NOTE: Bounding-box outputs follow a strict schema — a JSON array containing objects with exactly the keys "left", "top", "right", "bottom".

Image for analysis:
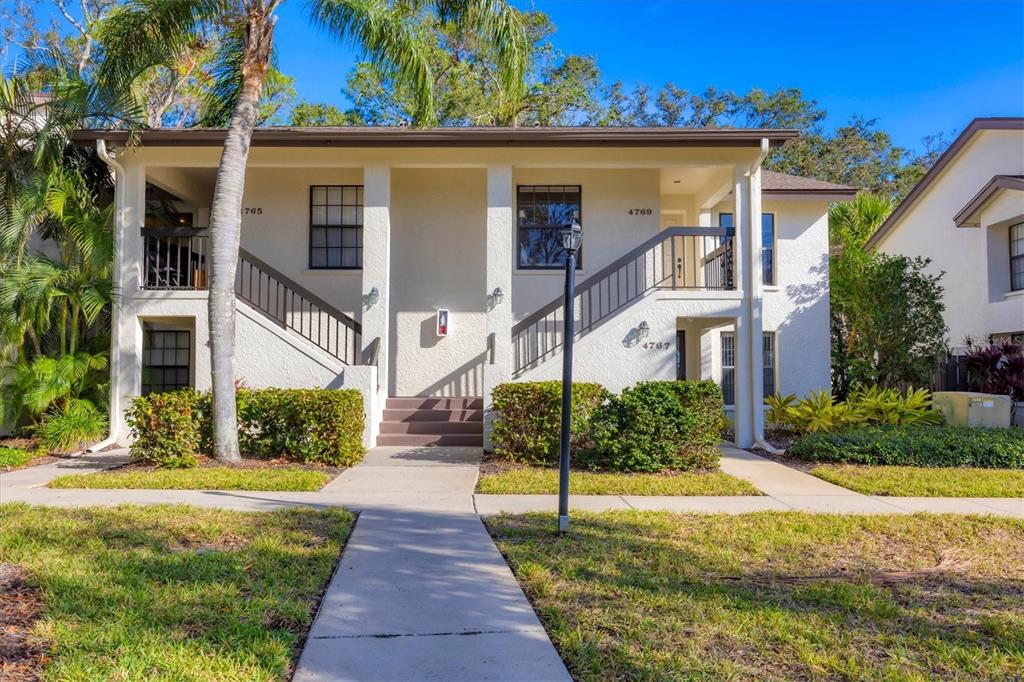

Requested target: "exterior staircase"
[{"left": 377, "top": 397, "right": 484, "bottom": 447}]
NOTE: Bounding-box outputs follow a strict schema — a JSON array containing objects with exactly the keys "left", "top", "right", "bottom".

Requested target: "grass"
[
  {"left": 0, "top": 446, "right": 39, "bottom": 469},
  {"left": 488, "top": 511, "right": 1024, "bottom": 680},
  {"left": 477, "top": 466, "right": 759, "bottom": 495},
  {"left": 0, "top": 503, "right": 353, "bottom": 681},
  {"left": 48, "top": 467, "right": 332, "bottom": 491},
  {"left": 811, "top": 464, "right": 1024, "bottom": 497}
]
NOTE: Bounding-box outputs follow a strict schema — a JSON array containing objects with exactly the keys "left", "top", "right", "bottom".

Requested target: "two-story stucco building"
[{"left": 77, "top": 126, "right": 853, "bottom": 450}]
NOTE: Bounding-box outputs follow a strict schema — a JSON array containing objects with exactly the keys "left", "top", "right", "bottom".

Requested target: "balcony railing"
[
  {"left": 141, "top": 227, "right": 361, "bottom": 365},
  {"left": 512, "top": 226, "right": 734, "bottom": 375}
]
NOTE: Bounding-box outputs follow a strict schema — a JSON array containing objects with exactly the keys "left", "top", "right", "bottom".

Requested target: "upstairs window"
[
  {"left": 310, "top": 185, "right": 363, "bottom": 269},
  {"left": 1012, "top": 222, "right": 1024, "bottom": 292},
  {"left": 517, "top": 185, "right": 582, "bottom": 268},
  {"left": 717, "top": 212, "right": 776, "bottom": 285}
]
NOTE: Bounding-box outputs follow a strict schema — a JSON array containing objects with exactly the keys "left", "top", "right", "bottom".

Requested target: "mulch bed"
[
  {"left": 0, "top": 564, "right": 48, "bottom": 682},
  {"left": 0, "top": 439, "right": 63, "bottom": 473}
]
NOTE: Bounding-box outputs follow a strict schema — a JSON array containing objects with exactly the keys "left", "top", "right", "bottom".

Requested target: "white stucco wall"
[{"left": 875, "top": 129, "right": 1024, "bottom": 346}]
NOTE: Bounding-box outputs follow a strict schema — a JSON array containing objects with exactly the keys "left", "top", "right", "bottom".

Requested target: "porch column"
[
  {"left": 113, "top": 160, "right": 147, "bottom": 441},
  {"left": 362, "top": 165, "right": 391, "bottom": 443},
  {"left": 732, "top": 165, "right": 765, "bottom": 448},
  {"left": 697, "top": 208, "right": 712, "bottom": 228},
  {"left": 483, "top": 164, "right": 514, "bottom": 451}
]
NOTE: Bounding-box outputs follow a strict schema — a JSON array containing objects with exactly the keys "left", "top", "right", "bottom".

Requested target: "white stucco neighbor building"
[
  {"left": 867, "top": 117, "right": 1024, "bottom": 352},
  {"left": 78, "top": 127, "right": 853, "bottom": 450}
]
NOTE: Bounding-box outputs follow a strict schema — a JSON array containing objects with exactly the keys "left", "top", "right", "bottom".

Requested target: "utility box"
[{"left": 933, "top": 392, "right": 1012, "bottom": 428}]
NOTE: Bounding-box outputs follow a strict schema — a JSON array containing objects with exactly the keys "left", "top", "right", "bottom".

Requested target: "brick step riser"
[
  {"left": 382, "top": 409, "right": 484, "bottom": 423},
  {"left": 379, "top": 421, "right": 483, "bottom": 435},
  {"left": 376, "top": 433, "right": 484, "bottom": 447},
  {"left": 385, "top": 397, "right": 484, "bottom": 411}
]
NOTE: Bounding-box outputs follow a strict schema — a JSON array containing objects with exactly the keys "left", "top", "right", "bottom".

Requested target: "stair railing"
[
  {"left": 141, "top": 227, "right": 361, "bottom": 365},
  {"left": 511, "top": 226, "right": 733, "bottom": 376}
]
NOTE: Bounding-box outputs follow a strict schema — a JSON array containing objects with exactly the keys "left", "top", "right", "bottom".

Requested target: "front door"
[{"left": 675, "top": 330, "right": 686, "bottom": 380}]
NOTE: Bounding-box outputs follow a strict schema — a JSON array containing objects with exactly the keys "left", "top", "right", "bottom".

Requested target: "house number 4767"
[{"left": 642, "top": 341, "right": 670, "bottom": 350}]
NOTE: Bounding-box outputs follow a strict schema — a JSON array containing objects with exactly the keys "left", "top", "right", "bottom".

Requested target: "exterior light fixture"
[
  {"left": 557, "top": 221, "right": 583, "bottom": 535},
  {"left": 366, "top": 286, "right": 380, "bottom": 308},
  {"left": 489, "top": 286, "right": 504, "bottom": 307},
  {"left": 638, "top": 321, "right": 650, "bottom": 338},
  {"left": 559, "top": 221, "right": 583, "bottom": 254}
]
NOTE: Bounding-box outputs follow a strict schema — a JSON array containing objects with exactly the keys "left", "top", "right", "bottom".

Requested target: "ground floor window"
[
  {"left": 142, "top": 326, "right": 191, "bottom": 395},
  {"left": 720, "top": 331, "right": 777, "bottom": 405}
]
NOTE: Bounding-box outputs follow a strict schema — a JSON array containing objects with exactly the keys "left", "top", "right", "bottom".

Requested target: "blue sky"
[
  {"left": 273, "top": 0, "right": 1024, "bottom": 151},
  {"left": 17, "top": 0, "right": 1024, "bottom": 151}
]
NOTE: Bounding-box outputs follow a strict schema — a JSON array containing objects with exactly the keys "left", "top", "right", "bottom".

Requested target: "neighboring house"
[
  {"left": 76, "top": 127, "right": 853, "bottom": 449},
  {"left": 867, "top": 117, "right": 1024, "bottom": 352}
]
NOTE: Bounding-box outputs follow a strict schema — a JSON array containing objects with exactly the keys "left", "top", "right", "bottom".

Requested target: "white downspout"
[
  {"left": 748, "top": 138, "right": 784, "bottom": 455},
  {"left": 88, "top": 139, "right": 124, "bottom": 452}
]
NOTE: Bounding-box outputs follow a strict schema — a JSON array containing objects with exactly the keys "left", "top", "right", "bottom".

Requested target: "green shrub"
[
  {"left": 590, "top": 380, "right": 724, "bottom": 472},
  {"left": 767, "top": 386, "right": 944, "bottom": 434},
  {"left": 126, "top": 390, "right": 203, "bottom": 468},
  {"left": 237, "top": 388, "right": 365, "bottom": 466},
  {"left": 127, "top": 388, "right": 365, "bottom": 468},
  {"left": 33, "top": 398, "right": 108, "bottom": 452},
  {"left": 491, "top": 381, "right": 611, "bottom": 465},
  {"left": 788, "top": 426, "right": 1024, "bottom": 468}
]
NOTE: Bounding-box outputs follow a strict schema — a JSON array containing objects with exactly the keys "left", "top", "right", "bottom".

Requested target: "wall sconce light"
[
  {"left": 637, "top": 320, "right": 650, "bottom": 338},
  {"left": 488, "top": 286, "right": 504, "bottom": 308},
  {"left": 365, "top": 286, "right": 380, "bottom": 309}
]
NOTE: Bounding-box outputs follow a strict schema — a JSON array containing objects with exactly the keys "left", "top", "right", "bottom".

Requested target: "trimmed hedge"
[
  {"left": 788, "top": 425, "right": 1024, "bottom": 469},
  {"left": 127, "top": 388, "right": 365, "bottom": 468},
  {"left": 491, "top": 379, "right": 726, "bottom": 472},
  {"left": 589, "top": 380, "right": 724, "bottom": 472},
  {"left": 491, "top": 381, "right": 611, "bottom": 466}
]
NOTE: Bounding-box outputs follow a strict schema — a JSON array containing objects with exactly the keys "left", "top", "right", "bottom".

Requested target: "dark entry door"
[{"left": 675, "top": 330, "right": 686, "bottom": 380}]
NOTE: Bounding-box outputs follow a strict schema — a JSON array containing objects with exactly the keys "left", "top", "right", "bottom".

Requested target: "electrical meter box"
[{"left": 932, "top": 392, "right": 1012, "bottom": 428}]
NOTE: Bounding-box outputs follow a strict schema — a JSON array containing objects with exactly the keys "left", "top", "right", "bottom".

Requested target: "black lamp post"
[{"left": 557, "top": 221, "right": 583, "bottom": 535}]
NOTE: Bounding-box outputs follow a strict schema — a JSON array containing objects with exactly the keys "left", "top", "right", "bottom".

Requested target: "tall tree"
[{"left": 99, "top": 0, "right": 527, "bottom": 461}]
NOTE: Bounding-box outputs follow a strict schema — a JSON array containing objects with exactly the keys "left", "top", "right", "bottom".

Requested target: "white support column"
[
  {"left": 698, "top": 208, "right": 712, "bottom": 228},
  {"left": 483, "top": 164, "right": 514, "bottom": 450},
  {"left": 113, "top": 160, "right": 147, "bottom": 441},
  {"left": 361, "top": 165, "right": 391, "bottom": 444},
  {"left": 732, "top": 166, "right": 753, "bottom": 447},
  {"left": 746, "top": 166, "right": 766, "bottom": 441}
]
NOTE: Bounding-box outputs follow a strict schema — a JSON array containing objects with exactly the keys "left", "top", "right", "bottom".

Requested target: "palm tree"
[{"left": 98, "top": 0, "right": 527, "bottom": 460}]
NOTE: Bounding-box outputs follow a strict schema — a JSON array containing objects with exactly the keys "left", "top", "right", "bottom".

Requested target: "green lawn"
[
  {"left": 48, "top": 466, "right": 332, "bottom": 491},
  {"left": 812, "top": 464, "right": 1024, "bottom": 497},
  {"left": 0, "top": 504, "right": 352, "bottom": 681},
  {"left": 1, "top": 446, "right": 39, "bottom": 469},
  {"left": 477, "top": 466, "right": 759, "bottom": 496},
  {"left": 488, "top": 511, "right": 1024, "bottom": 680}
]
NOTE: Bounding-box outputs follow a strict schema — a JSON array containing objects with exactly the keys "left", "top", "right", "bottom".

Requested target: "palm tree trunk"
[{"left": 207, "top": 7, "right": 277, "bottom": 462}]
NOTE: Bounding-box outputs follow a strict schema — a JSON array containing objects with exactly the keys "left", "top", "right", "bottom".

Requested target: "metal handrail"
[
  {"left": 141, "top": 228, "right": 361, "bottom": 365},
  {"left": 512, "top": 226, "right": 734, "bottom": 375}
]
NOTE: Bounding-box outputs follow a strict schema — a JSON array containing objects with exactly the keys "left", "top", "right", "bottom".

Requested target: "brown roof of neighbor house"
[
  {"left": 866, "top": 117, "right": 1024, "bottom": 247},
  {"left": 73, "top": 125, "right": 799, "bottom": 148},
  {"left": 953, "top": 175, "right": 1024, "bottom": 227},
  {"left": 761, "top": 170, "right": 857, "bottom": 195}
]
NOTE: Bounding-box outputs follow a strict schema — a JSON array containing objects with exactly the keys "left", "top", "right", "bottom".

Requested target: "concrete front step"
[
  {"left": 376, "top": 433, "right": 484, "bottom": 447},
  {"left": 382, "top": 408, "right": 484, "bottom": 423},
  {"left": 380, "top": 420, "right": 483, "bottom": 435},
  {"left": 386, "top": 396, "right": 483, "bottom": 410}
]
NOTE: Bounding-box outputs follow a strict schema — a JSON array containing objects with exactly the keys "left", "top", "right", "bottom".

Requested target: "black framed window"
[
  {"left": 721, "top": 331, "right": 736, "bottom": 406},
  {"left": 1011, "top": 222, "right": 1024, "bottom": 292},
  {"left": 718, "top": 212, "right": 775, "bottom": 285},
  {"left": 721, "top": 331, "right": 777, "bottom": 405},
  {"left": 310, "top": 185, "right": 363, "bottom": 269},
  {"left": 762, "top": 213, "right": 775, "bottom": 285},
  {"left": 517, "top": 185, "right": 581, "bottom": 268},
  {"left": 142, "top": 328, "right": 191, "bottom": 395}
]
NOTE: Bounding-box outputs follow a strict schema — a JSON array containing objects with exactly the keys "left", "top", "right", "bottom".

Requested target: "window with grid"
[
  {"left": 719, "top": 212, "right": 775, "bottom": 284},
  {"left": 721, "top": 331, "right": 777, "bottom": 405},
  {"left": 1011, "top": 222, "right": 1024, "bottom": 292},
  {"left": 142, "top": 328, "right": 191, "bottom": 395},
  {"left": 721, "top": 332, "right": 736, "bottom": 405},
  {"left": 310, "top": 185, "right": 363, "bottom": 269},
  {"left": 517, "top": 185, "right": 582, "bottom": 268}
]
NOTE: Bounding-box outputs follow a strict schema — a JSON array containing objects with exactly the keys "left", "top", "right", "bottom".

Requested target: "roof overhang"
[
  {"left": 953, "top": 175, "right": 1024, "bottom": 227},
  {"left": 866, "top": 117, "right": 1024, "bottom": 248},
  {"left": 73, "top": 126, "right": 799, "bottom": 148},
  {"left": 762, "top": 188, "right": 858, "bottom": 201}
]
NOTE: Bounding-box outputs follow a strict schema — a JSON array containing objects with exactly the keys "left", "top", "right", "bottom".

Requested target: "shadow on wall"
[
  {"left": 418, "top": 349, "right": 488, "bottom": 397},
  {"left": 779, "top": 253, "right": 830, "bottom": 394}
]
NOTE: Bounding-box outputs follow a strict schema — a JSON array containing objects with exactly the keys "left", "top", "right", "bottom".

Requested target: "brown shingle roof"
[{"left": 761, "top": 170, "right": 856, "bottom": 194}]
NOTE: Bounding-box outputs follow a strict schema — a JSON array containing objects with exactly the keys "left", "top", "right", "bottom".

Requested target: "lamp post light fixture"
[{"left": 557, "top": 221, "right": 583, "bottom": 535}]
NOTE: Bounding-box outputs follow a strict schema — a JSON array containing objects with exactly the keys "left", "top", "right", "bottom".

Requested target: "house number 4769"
[{"left": 628, "top": 208, "right": 653, "bottom": 215}]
